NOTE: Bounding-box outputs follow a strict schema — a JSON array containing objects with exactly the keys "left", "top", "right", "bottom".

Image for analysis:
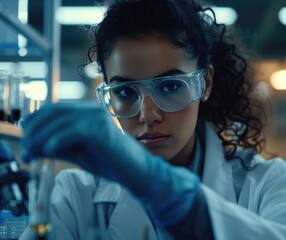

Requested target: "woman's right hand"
[
  {"left": 22, "top": 102, "right": 200, "bottom": 227},
  {"left": 22, "top": 102, "right": 153, "bottom": 192}
]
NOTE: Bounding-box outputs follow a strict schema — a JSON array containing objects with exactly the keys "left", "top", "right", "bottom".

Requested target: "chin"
[{"left": 149, "top": 149, "right": 174, "bottom": 162}]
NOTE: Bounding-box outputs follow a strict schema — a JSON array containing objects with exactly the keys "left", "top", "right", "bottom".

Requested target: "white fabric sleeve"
[{"left": 202, "top": 162, "right": 286, "bottom": 240}]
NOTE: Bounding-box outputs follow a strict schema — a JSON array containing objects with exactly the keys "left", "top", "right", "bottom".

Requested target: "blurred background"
[{"left": 1, "top": 0, "right": 286, "bottom": 158}]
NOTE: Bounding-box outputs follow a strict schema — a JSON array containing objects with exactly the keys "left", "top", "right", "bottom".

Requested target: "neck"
[{"left": 169, "top": 133, "right": 196, "bottom": 167}]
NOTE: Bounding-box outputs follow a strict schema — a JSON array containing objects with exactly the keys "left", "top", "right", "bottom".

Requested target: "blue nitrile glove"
[{"left": 22, "top": 102, "right": 200, "bottom": 226}]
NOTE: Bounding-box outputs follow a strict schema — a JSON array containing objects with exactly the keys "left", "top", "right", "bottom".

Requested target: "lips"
[{"left": 137, "top": 132, "right": 169, "bottom": 147}]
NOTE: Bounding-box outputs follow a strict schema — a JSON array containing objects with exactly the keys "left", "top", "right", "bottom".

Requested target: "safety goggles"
[{"left": 96, "top": 69, "right": 207, "bottom": 118}]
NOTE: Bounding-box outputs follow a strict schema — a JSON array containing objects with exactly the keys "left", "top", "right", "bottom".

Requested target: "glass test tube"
[
  {"left": 9, "top": 72, "right": 24, "bottom": 124},
  {"left": 29, "top": 158, "right": 54, "bottom": 240},
  {"left": 0, "top": 71, "right": 9, "bottom": 121}
]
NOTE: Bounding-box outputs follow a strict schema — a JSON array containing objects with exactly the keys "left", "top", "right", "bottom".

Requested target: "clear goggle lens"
[{"left": 96, "top": 69, "right": 206, "bottom": 118}]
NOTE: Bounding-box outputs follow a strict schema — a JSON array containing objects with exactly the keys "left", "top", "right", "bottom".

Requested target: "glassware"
[
  {"left": 15, "top": 75, "right": 51, "bottom": 239},
  {"left": 8, "top": 72, "right": 25, "bottom": 125},
  {"left": 28, "top": 158, "right": 54, "bottom": 240}
]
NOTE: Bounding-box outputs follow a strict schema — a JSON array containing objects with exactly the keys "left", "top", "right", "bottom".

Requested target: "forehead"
[{"left": 104, "top": 35, "right": 197, "bottom": 82}]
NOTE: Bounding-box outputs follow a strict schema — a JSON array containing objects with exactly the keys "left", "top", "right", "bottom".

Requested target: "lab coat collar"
[
  {"left": 108, "top": 189, "right": 160, "bottom": 239},
  {"left": 202, "top": 122, "right": 237, "bottom": 202},
  {"left": 92, "top": 178, "right": 160, "bottom": 239}
]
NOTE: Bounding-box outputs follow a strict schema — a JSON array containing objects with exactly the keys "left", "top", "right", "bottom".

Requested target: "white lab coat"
[{"left": 21, "top": 123, "right": 286, "bottom": 239}]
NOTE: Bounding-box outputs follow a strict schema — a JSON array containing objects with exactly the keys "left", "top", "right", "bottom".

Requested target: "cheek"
[
  {"left": 168, "top": 104, "right": 200, "bottom": 149},
  {"left": 173, "top": 103, "right": 200, "bottom": 127},
  {"left": 118, "top": 118, "right": 137, "bottom": 134}
]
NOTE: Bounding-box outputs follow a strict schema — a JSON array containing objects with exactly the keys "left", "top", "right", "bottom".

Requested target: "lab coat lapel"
[
  {"left": 202, "top": 123, "right": 237, "bottom": 202},
  {"left": 92, "top": 178, "right": 158, "bottom": 240},
  {"left": 108, "top": 189, "right": 159, "bottom": 240}
]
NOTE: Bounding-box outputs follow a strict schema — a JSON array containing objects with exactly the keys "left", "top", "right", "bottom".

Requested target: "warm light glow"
[
  {"left": 56, "top": 7, "right": 107, "bottom": 25},
  {"left": 112, "top": 117, "right": 123, "bottom": 132},
  {"left": 25, "top": 81, "right": 48, "bottom": 101},
  {"left": 270, "top": 70, "right": 286, "bottom": 90},
  {"left": 206, "top": 7, "right": 237, "bottom": 25},
  {"left": 278, "top": 7, "right": 286, "bottom": 25},
  {"left": 29, "top": 100, "right": 42, "bottom": 113}
]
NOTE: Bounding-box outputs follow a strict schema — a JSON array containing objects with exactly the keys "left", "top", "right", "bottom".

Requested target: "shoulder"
[
  {"left": 233, "top": 151, "right": 286, "bottom": 176},
  {"left": 252, "top": 155, "right": 286, "bottom": 181},
  {"left": 233, "top": 152, "right": 286, "bottom": 192}
]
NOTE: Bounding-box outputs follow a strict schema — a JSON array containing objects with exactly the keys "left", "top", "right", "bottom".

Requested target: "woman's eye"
[
  {"left": 160, "top": 82, "right": 181, "bottom": 93},
  {"left": 115, "top": 86, "right": 136, "bottom": 97}
]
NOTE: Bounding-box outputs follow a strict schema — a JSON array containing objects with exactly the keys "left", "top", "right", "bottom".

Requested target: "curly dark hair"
[{"left": 85, "top": 0, "right": 265, "bottom": 166}]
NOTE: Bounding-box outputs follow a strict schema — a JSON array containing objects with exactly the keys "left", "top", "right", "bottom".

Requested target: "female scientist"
[{"left": 21, "top": 0, "right": 286, "bottom": 239}]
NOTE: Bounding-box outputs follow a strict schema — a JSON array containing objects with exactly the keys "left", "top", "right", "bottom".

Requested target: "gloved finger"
[
  {"left": 23, "top": 102, "right": 79, "bottom": 136},
  {"left": 23, "top": 103, "right": 104, "bottom": 138},
  {"left": 43, "top": 126, "right": 94, "bottom": 167},
  {"left": 42, "top": 115, "right": 119, "bottom": 173},
  {"left": 23, "top": 104, "right": 61, "bottom": 138},
  {"left": 22, "top": 112, "right": 77, "bottom": 162}
]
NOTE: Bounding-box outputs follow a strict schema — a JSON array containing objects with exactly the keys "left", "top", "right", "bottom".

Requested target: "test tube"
[
  {"left": 29, "top": 158, "right": 54, "bottom": 240},
  {"left": 9, "top": 72, "right": 24, "bottom": 124},
  {"left": 0, "top": 71, "right": 9, "bottom": 121}
]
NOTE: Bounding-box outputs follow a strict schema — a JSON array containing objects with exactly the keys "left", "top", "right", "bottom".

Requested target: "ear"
[{"left": 201, "top": 65, "right": 214, "bottom": 102}]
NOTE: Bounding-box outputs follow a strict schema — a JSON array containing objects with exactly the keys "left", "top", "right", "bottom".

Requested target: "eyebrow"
[{"left": 109, "top": 69, "right": 186, "bottom": 83}]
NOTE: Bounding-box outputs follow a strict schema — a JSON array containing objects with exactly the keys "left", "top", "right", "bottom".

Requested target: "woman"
[{"left": 21, "top": 0, "right": 286, "bottom": 239}]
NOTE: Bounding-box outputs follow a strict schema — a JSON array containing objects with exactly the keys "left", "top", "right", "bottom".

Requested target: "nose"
[{"left": 139, "top": 96, "right": 163, "bottom": 125}]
